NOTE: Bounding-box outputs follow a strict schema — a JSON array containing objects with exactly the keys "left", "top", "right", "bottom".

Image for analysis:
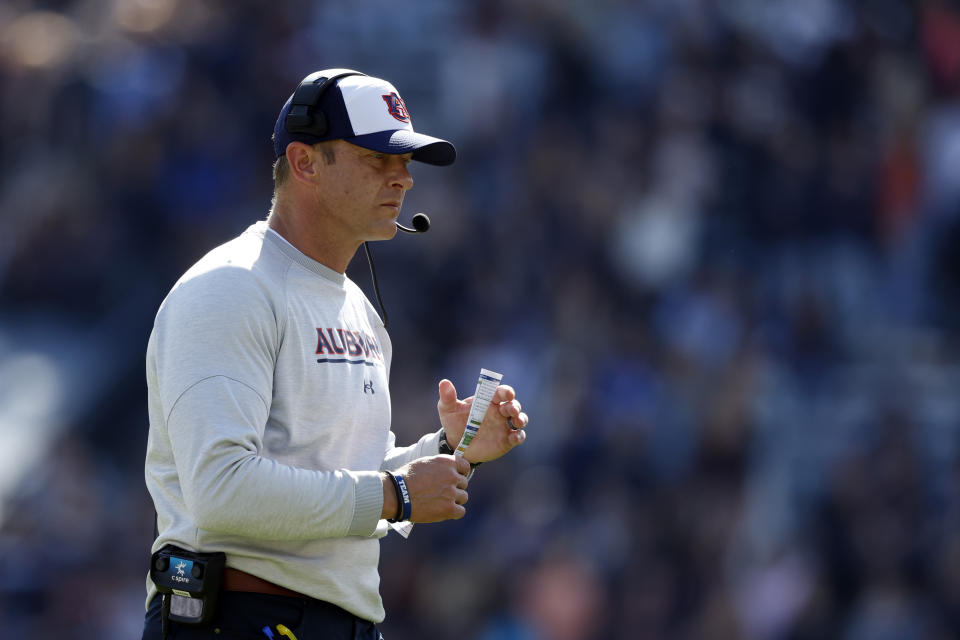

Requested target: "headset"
[
  {"left": 282, "top": 69, "right": 430, "bottom": 329},
  {"left": 284, "top": 69, "right": 367, "bottom": 137}
]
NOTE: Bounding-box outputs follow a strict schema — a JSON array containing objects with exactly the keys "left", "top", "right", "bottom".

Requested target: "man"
[{"left": 141, "top": 69, "right": 529, "bottom": 640}]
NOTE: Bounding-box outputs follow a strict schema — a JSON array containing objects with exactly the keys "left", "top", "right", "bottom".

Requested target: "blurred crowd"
[{"left": 1, "top": 0, "right": 960, "bottom": 638}]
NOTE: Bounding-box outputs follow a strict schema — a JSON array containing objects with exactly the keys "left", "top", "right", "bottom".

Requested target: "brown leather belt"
[{"left": 222, "top": 568, "right": 305, "bottom": 599}]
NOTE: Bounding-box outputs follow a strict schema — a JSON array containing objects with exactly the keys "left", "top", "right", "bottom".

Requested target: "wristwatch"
[
  {"left": 438, "top": 428, "right": 455, "bottom": 455},
  {"left": 439, "top": 428, "right": 481, "bottom": 477}
]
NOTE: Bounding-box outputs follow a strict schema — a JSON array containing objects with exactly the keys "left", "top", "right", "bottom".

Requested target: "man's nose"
[{"left": 389, "top": 159, "right": 414, "bottom": 191}]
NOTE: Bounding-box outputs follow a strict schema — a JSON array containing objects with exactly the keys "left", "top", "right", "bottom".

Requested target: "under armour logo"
[{"left": 364, "top": 380, "right": 375, "bottom": 394}]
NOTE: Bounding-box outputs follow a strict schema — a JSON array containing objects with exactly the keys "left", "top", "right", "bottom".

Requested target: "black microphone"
[{"left": 396, "top": 213, "right": 430, "bottom": 234}]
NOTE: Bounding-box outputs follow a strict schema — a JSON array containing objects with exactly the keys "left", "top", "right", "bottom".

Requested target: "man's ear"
[{"left": 285, "top": 142, "right": 321, "bottom": 185}]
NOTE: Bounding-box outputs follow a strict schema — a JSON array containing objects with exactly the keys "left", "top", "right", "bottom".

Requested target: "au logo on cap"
[{"left": 381, "top": 92, "right": 410, "bottom": 123}]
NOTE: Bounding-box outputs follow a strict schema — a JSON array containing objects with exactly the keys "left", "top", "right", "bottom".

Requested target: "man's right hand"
[{"left": 381, "top": 455, "right": 470, "bottom": 523}]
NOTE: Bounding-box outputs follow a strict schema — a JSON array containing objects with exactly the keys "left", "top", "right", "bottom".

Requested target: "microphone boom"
[{"left": 396, "top": 213, "right": 431, "bottom": 234}]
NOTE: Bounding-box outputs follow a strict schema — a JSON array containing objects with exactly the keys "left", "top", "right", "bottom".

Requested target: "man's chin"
[{"left": 368, "top": 222, "right": 399, "bottom": 242}]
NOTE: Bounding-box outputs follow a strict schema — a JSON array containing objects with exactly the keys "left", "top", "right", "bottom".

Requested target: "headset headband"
[{"left": 284, "top": 70, "right": 367, "bottom": 136}]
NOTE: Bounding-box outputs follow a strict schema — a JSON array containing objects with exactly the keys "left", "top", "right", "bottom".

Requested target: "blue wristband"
[{"left": 388, "top": 473, "right": 412, "bottom": 522}]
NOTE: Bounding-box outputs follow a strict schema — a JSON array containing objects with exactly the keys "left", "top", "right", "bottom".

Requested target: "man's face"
[{"left": 313, "top": 140, "right": 414, "bottom": 243}]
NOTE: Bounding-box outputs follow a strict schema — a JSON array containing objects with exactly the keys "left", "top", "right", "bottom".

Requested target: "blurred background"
[{"left": 1, "top": 0, "right": 959, "bottom": 638}]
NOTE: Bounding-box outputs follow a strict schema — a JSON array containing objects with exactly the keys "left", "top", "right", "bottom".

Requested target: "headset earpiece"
[
  {"left": 283, "top": 70, "right": 366, "bottom": 137},
  {"left": 285, "top": 104, "right": 317, "bottom": 132}
]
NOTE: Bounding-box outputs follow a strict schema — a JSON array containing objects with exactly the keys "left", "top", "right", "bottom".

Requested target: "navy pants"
[{"left": 141, "top": 591, "right": 384, "bottom": 640}]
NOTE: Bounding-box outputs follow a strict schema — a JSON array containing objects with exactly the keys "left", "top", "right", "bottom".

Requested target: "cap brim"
[{"left": 347, "top": 130, "right": 456, "bottom": 166}]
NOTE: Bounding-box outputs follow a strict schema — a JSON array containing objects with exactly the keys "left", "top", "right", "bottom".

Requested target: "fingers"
[
  {"left": 451, "top": 483, "right": 469, "bottom": 520},
  {"left": 493, "top": 384, "right": 516, "bottom": 404},
  {"left": 498, "top": 398, "right": 522, "bottom": 420},
  {"left": 502, "top": 403, "right": 528, "bottom": 447},
  {"left": 496, "top": 397, "right": 529, "bottom": 430},
  {"left": 437, "top": 379, "right": 459, "bottom": 411},
  {"left": 401, "top": 455, "right": 472, "bottom": 524},
  {"left": 439, "top": 379, "right": 473, "bottom": 410},
  {"left": 454, "top": 453, "right": 471, "bottom": 477}
]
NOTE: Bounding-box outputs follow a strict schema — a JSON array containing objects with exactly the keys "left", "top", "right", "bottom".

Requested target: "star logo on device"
[{"left": 175, "top": 560, "right": 187, "bottom": 577}]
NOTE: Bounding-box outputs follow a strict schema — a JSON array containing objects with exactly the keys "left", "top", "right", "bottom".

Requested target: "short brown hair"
[{"left": 273, "top": 154, "right": 290, "bottom": 187}]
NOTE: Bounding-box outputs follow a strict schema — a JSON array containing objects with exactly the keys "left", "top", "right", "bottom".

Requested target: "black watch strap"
[
  {"left": 438, "top": 428, "right": 455, "bottom": 455},
  {"left": 440, "top": 429, "right": 482, "bottom": 479}
]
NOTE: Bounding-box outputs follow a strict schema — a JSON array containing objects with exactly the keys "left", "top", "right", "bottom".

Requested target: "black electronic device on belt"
[{"left": 150, "top": 545, "right": 226, "bottom": 627}]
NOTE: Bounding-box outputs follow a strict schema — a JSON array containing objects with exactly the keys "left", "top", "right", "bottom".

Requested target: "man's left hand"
[{"left": 437, "top": 379, "right": 528, "bottom": 463}]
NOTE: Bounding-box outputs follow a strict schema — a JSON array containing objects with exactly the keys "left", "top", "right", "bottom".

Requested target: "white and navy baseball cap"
[{"left": 272, "top": 69, "right": 456, "bottom": 166}]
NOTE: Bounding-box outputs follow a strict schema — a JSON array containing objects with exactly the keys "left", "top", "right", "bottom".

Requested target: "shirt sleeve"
[
  {"left": 380, "top": 429, "right": 443, "bottom": 471},
  {"left": 167, "top": 376, "right": 383, "bottom": 539},
  {"left": 152, "top": 265, "right": 383, "bottom": 540}
]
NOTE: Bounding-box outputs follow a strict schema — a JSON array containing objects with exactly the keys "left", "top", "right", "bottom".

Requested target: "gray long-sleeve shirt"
[{"left": 144, "top": 221, "right": 440, "bottom": 622}]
